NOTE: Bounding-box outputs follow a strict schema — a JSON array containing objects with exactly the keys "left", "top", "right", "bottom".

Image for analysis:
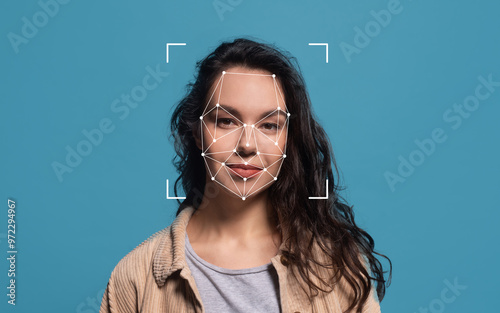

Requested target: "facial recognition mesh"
[{"left": 199, "top": 71, "right": 291, "bottom": 200}]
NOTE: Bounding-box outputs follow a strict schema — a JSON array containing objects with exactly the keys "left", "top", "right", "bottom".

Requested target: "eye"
[
  {"left": 216, "top": 118, "right": 236, "bottom": 128},
  {"left": 261, "top": 123, "right": 280, "bottom": 131}
]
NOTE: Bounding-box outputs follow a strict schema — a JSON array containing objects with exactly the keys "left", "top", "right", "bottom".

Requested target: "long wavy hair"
[{"left": 169, "top": 37, "right": 392, "bottom": 313}]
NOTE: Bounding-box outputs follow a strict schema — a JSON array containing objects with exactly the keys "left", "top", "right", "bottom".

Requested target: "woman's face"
[{"left": 195, "top": 66, "right": 290, "bottom": 200}]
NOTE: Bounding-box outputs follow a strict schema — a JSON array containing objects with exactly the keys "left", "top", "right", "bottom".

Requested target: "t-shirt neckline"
[{"left": 185, "top": 233, "right": 273, "bottom": 275}]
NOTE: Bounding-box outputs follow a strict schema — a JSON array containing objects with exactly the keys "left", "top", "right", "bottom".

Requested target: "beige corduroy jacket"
[{"left": 99, "top": 205, "right": 381, "bottom": 313}]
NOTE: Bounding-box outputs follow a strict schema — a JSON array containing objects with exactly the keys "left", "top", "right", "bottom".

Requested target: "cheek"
[
  {"left": 256, "top": 129, "right": 287, "bottom": 152},
  {"left": 257, "top": 132, "right": 287, "bottom": 167},
  {"left": 208, "top": 140, "right": 232, "bottom": 153},
  {"left": 202, "top": 128, "right": 240, "bottom": 153}
]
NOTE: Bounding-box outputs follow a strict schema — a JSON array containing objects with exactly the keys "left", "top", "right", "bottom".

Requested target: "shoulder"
[
  {"left": 332, "top": 253, "right": 381, "bottom": 313},
  {"left": 100, "top": 207, "right": 199, "bottom": 313},
  {"left": 108, "top": 226, "right": 172, "bottom": 285},
  {"left": 100, "top": 226, "right": 173, "bottom": 313}
]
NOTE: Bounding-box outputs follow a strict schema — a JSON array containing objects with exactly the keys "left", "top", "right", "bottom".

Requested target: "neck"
[{"left": 187, "top": 181, "right": 279, "bottom": 242}]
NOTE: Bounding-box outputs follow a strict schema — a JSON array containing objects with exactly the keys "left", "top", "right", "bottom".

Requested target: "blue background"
[{"left": 1, "top": 0, "right": 499, "bottom": 312}]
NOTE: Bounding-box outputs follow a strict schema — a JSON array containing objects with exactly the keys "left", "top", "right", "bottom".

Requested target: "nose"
[{"left": 236, "top": 124, "right": 257, "bottom": 156}]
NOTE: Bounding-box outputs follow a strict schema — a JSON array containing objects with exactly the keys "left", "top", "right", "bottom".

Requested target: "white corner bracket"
[
  {"left": 308, "top": 179, "right": 329, "bottom": 199},
  {"left": 166, "top": 43, "right": 187, "bottom": 63},
  {"left": 308, "top": 43, "right": 329, "bottom": 63},
  {"left": 166, "top": 179, "right": 186, "bottom": 199}
]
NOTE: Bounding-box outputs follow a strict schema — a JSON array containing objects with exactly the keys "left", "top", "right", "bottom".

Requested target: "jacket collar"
[
  {"left": 152, "top": 205, "right": 291, "bottom": 287},
  {"left": 152, "top": 206, "right": 193, "bottom": 287}
]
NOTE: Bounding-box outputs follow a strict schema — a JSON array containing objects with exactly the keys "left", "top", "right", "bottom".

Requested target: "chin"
[{"left": 214, "top": 179, "right": 273, "bottom": 201}]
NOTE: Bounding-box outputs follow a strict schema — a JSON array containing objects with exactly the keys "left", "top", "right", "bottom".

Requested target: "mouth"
[{"left": 227, "top": 163, "right": 263, "bottom": 178}]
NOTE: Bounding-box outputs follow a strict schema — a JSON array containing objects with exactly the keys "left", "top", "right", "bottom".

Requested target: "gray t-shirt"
[{"left": 185, "top": 233, "right": 281, "bottom": 313}]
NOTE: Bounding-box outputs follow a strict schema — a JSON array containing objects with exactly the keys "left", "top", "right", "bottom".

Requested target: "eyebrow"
[{"left": 215, "top": 104, "right": 281, "bottom": 120}]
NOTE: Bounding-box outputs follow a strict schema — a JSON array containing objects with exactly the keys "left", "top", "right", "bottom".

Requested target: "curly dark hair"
[{"left": 169, "top": 37, "right": 392, "bottom": 313}]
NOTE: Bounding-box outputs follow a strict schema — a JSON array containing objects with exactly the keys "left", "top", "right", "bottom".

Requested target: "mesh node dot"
[
  {"left": 283, "top": 154, "right": 286, "bottom": 158},
  {"left": 277, "top": 106, "right": 281, "bottom": 110},
  {"left": 244, "top": 162, "right": 248, "bottom": 165},
  {"left": 263, "top": 168, "right": 267, "bottom": 172},
  {"left": 201, "top": 153, "right": 205, "bottom": 156},
  {"left": 246, "top": 143, "right": 249, "bottom": 147},
  {"left": 242, "top": 197, "right": 246, "bottom": 200},
  {"left": 274, "top": 177, "right": 277, "bottom": 180},
  {"left": 243, "top": 123, "right": 247, "bottom": 127},
  {"left": 251, "top": 124, "right": 255, "bottom": 128},
  {"left": 233, "top": 149, "right": 236, "bottom": 152},
  {"left": 216, "top": 103, "right": 220, "bottom": 107},
  {"left": 257, "top": 151, "right": 260, "bottom": 155},
  {"left": 272, "top": 74, "right": 276, "bottom": 78},
  {"left": 222, "top": 71, "right": 226, "bottom": 75},
  {"left": 211, "top": 177, "right": 215, "bottom": 181},
  {"left": 274, "top": 142, "right": 278, "bottom": 145},
  {"left": 222, "top": 162, "right": 225, "bottom": 166},
  {"left": 199, "top": 116, "right": 203, "bottom": 120},
  {"left": 287, "top": 113, "right": 291, "bottom": 116},
  {"left": 243, "top": 178, "right": 247, "bottom": 181}
]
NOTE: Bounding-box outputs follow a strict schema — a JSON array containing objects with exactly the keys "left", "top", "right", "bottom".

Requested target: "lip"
[
  {"left": 227, "top": 163, "right": 263, "bottom": 178},
  {"left": 227, "top": 163, "right": 263, "bottom": 170}
]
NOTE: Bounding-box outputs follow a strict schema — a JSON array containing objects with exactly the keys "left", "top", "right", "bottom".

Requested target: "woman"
[{"left": 100, "top": 38, "right": 392, "bottom": 313}]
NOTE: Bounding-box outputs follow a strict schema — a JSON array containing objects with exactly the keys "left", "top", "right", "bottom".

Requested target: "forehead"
[{"left": 206, "top": 67, "right": 286, "bottom": 114}]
